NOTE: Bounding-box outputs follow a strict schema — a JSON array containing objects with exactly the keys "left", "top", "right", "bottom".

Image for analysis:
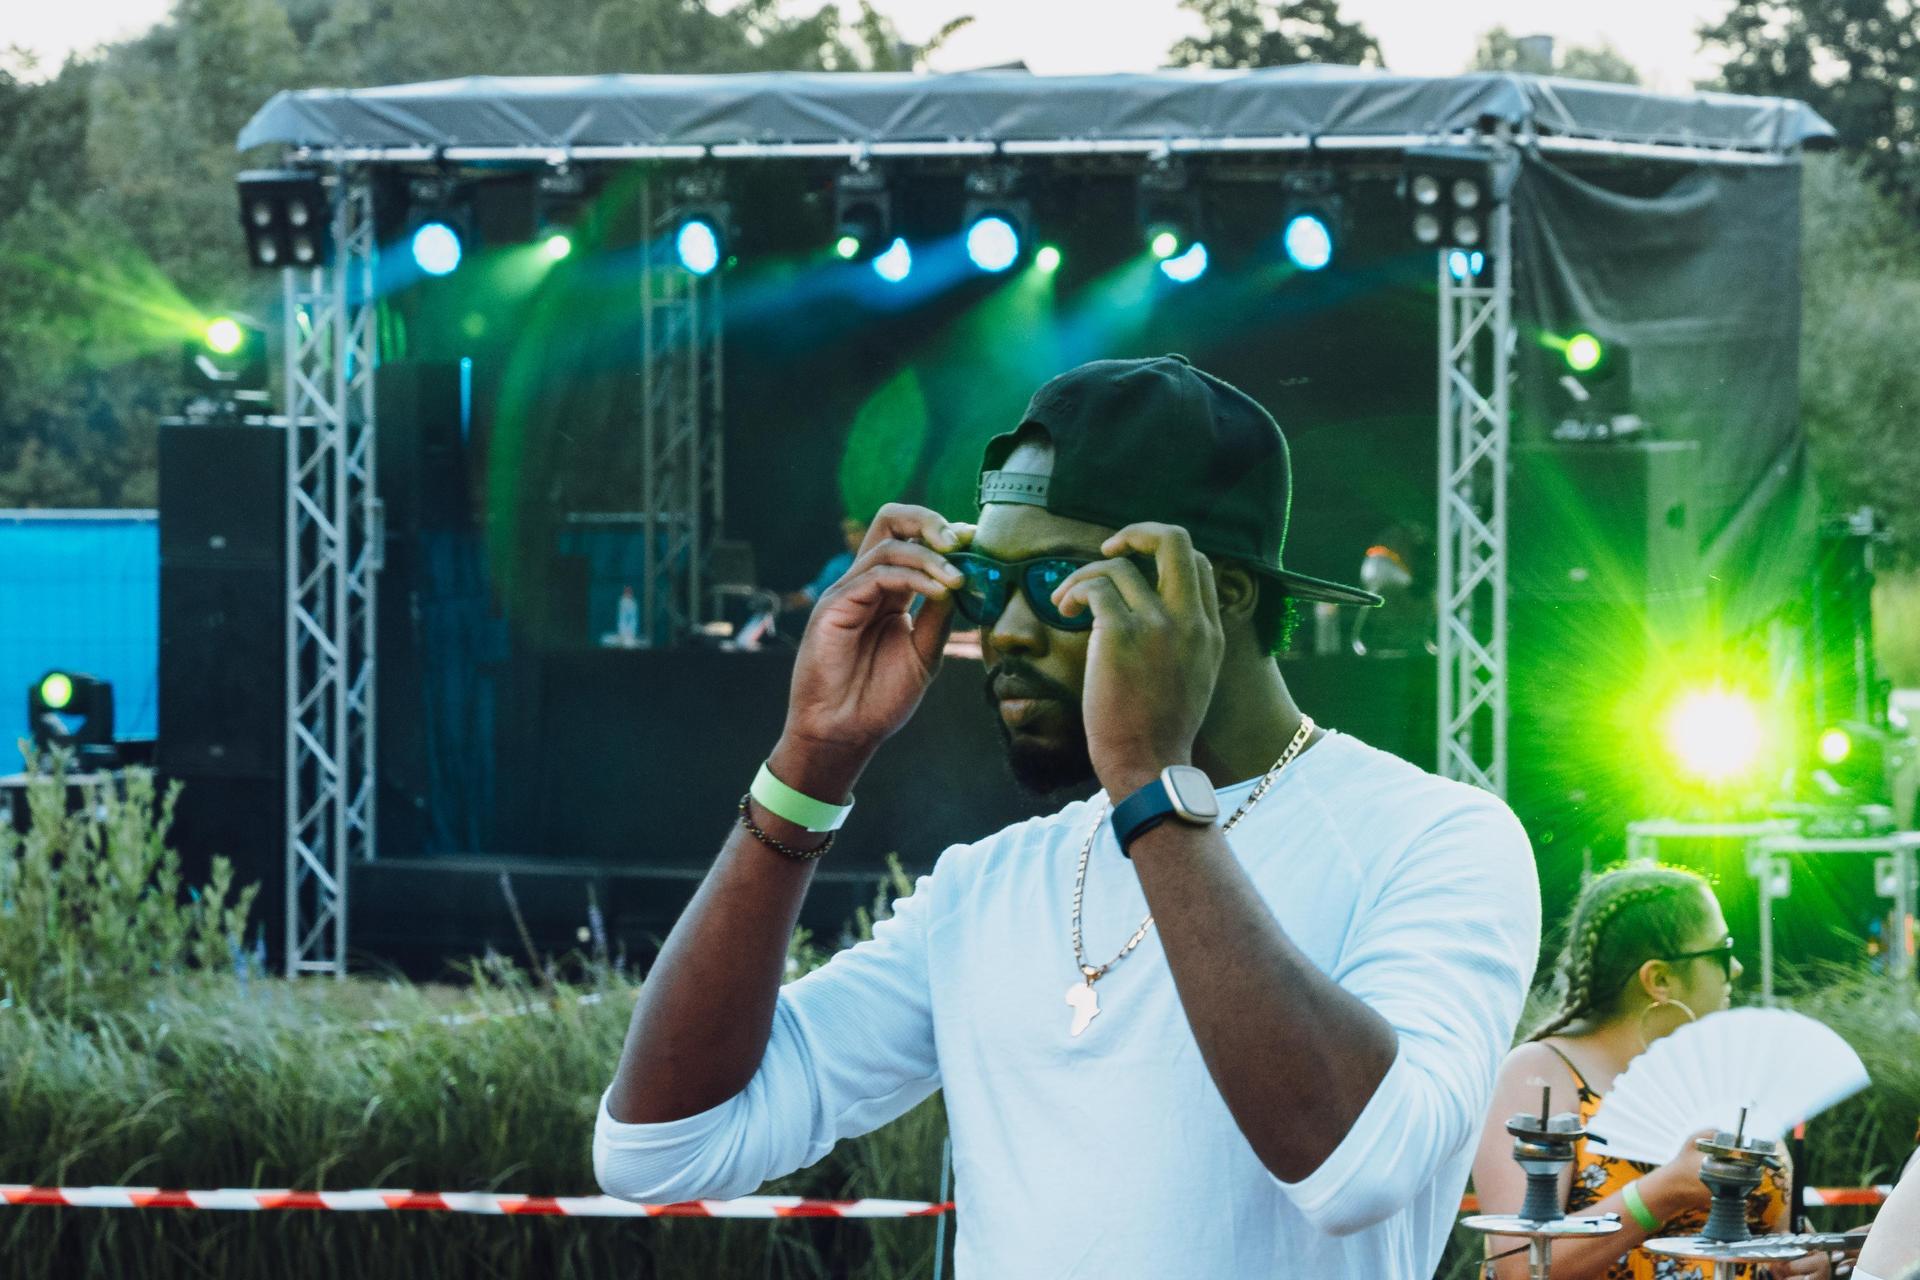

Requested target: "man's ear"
[{"left": 1213, "top": 560, "right": 1259, "bottom": 624}]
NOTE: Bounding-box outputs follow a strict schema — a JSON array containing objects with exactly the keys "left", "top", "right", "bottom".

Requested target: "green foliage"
[
  {"left": 1168, "top": 0, "right": 1384, "bottom": 70},
  {"left": 1701, "top": 0, "right": 1920, "bottom": 211},
  {"left": 0, "top": 760, "right": 256, "bottom": 1017},
  {"left": 1799, "top": 152, "right": 1920, "bottom": 566},
  {"left": 1468, "top": 26, "right": 1640, "bottom": 84}
]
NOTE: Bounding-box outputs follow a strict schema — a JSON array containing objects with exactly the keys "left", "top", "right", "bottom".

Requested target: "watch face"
[{"left": 1163, "top": 766, "right": 1221, "bottom": 823}]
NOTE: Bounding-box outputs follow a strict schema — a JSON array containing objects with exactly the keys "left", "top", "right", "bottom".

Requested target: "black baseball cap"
[{"left": 977, "top": 355, "right": 1382, "bottom": 608}]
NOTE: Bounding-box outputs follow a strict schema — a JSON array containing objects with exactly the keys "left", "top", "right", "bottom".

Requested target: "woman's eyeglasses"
[
  {"left": 1665, "top": 936, "right": 1736, "bottom": 979},
  {"left": 944, "top": 552, "right": 1156, "bottom": 633}
]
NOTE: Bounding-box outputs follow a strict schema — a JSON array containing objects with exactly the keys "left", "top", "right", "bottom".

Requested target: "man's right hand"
[{"left": 771, "top": 504, "right": 972, "bottom": 801}]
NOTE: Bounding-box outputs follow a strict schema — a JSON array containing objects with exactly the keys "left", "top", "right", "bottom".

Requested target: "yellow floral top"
[{"left": 1546, "top": 1043, "right": 1788, "bottom": 1280}]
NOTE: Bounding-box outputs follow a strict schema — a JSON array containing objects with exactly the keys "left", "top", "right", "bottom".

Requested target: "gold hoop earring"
[{"left": 1637, "top": 996, "right": 1698, "bottom": 1051}]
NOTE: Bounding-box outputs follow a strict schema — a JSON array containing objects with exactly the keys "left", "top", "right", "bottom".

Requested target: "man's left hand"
[{"left": 1052, "top": 522, "right": 1224, "bottom": 798}]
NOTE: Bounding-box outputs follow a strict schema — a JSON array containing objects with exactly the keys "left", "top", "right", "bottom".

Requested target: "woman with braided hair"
[{"left": 1471, "top": 865, "right": 1839, "bottom": 1279}]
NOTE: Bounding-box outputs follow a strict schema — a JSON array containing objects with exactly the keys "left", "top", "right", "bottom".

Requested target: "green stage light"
[
  {"left": 1818, "top": 726, "right": 1853, "bottom": 766},
  {"left": 1149, "top": 229, "right": 1181, "bottom": 260},
  {"left": 1565, "top": 332, "right": 1604, "bottom": 374},
  {"left": 1661, "top": 686, "right": 1765, "bottom": 784},
  {"left": 39, "top": 671, "right": 73, "bottom": 711},
  {"left": 1035, "top": 244, "right": 1062, "bottom": 273},
  {"left": 204, "top": 317, "right": 245, "bottom": 355},
  {"left": 835, "top": 234, "right": 862, "bottom": 260},
  {"left": 543, "top": 233, "right": 573, "bottom": 261}
]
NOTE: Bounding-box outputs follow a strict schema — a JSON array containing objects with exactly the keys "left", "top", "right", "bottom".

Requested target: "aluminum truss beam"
[
  {"left": 1436, "top": 203, "right": 1514, "bottom": 796},
  {"left": 637, "top": 181, "right": 725, "bottom": 644},
  {"left": 283, "top": 175, "right": 379, "bottom": 977}
]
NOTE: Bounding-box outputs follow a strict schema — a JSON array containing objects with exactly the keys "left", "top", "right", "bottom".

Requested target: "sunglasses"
[
  {"left": 1665, "top": 936, "right": 1736, "bottom": 979},
  {"left": 944, "top": 552, "right": 1156, "bottom": 633}
]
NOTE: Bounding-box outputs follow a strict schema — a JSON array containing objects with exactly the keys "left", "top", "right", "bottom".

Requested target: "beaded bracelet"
[{"left": 737, "top": 794, "right": 834, "bottom": 862}]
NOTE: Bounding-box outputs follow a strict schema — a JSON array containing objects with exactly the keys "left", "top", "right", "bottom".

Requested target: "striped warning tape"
[{"left": 0, "top": 1187, "right": 951, "bottom": 1218}]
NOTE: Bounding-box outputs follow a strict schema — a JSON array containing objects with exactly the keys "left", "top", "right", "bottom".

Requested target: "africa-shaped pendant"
[{"left": 1065, "top": 979, "right": 1100, "bottom": 1036}]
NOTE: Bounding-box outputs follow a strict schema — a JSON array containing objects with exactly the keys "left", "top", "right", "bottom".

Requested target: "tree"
[
  {"left": 1169, "top": 0, "right": 1384, "bottom": 70},
  {"left": 1700, "top": 0, "right": 1920, "bottom": 208},
  {"left": 1469, "top": 27, "right": 1639, "bottom": 84}
]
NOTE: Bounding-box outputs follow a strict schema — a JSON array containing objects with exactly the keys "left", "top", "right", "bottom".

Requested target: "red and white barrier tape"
[{"left": 0, "top": 1187, "right": 950, "bottom": 1219}]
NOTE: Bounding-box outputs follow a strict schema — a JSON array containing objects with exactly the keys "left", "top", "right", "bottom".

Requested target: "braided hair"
[{"left": 1528, "top": 865, "right": 1717, "bottom": 1041}]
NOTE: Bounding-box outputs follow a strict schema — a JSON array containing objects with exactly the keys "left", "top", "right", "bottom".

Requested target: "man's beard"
[{"left": 984, "top": 659, "right": 1095, "bottom": 796}]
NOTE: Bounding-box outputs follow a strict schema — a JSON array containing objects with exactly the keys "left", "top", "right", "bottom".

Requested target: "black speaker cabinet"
[
  {"left": 159, "top": 423, "right": 284, "bottom": 566},
  {"left": 375, "top": 361, "right": 467, "bottom": 534}
]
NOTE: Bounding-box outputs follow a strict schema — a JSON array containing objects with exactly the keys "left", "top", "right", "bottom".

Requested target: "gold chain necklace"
[{"left": 1064, "top": 715, "right": 1315, "bottom": 1037}]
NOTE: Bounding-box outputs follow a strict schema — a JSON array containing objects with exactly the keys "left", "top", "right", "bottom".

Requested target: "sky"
[{"left": 12, "top": 0, "right": 1735, "bottom": 92}]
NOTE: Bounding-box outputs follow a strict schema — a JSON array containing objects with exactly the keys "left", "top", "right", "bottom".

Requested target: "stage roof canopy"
[{"left": 239, "top": 66, "right": 1835, "bottom": 163}]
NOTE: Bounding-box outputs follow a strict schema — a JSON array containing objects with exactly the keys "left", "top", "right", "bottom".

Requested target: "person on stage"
[
  {"left": 1472, "top": 865, "right": 1838, "bottom": 1279},
  {"left": 781, "top": 514, "right": 869, "bottom": 612},
  {"left": 595, "top": 355, "right": 1541, "bottom": 1276}
]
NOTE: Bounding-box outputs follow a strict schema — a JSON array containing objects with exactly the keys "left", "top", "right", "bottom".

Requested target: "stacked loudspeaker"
[
  {"left": 157, "top": 422, "right": 286, "bottom": 953},
  {"left": 1508, "top": 440, "right": 1703, "bottom": 870}
]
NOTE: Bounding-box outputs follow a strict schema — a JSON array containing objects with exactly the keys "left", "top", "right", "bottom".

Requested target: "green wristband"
[
  {"left": 1621, "top": 1179, "right": 1662, "bottom": 1233},
  {"left": 751, "top": 762, "right": 854, "bottom": 833}
]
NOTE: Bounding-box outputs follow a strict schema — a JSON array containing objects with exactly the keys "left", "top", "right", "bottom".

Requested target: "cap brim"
[{"left": 1261, "top": 567, "right": 1383, "bottom": 608}]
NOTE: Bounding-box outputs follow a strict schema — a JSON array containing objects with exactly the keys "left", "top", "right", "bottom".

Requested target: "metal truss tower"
[
  {"left": 282, "top": 174, "right": 379, "bottom": 976},
  {"left": 1435, "top": 202, "right": 1514, "bottom": 796},
  {"left": 638, "top": 179, "right": 726, "bottom": 644}
]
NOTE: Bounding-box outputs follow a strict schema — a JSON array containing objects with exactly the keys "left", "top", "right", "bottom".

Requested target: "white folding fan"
[{"left": 1585, "top": 1007, "right": 1869, "bottom": 1166}]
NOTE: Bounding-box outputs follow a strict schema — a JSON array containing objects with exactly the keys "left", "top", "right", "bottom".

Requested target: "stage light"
[
  {"left": 833, "top": 168, "right": 892, "bottom": 263},
  {"left": 1036, "top": 244, "right": 1062, "bottom": 273},
  {"left": 1139, "top": 157, "right": 1201, "bottom": 265},
  {"left": 1565, "top": 332, "right": 1604, "bottom": 374},
  {"left": 412, "top": 222, "right": 463, "bottom": 276},
  {"left": 204, "top": 317, "right": 245, "bottom": 356},
  {"left": 966, "top": 215, "right": 1021, "bottom": 273},
  {"left": 1661, "top": 686, "right": 1765, "bottom": 784},
  {"left": 543, "top": 233, "right": 573, "bottom": 261},
  {"left": 1159, "top": 242, "right": 1209, "bottom": 284},
  {"left": 873, "top": 237, "right": 913, "bottom": 283},
  {"left": 1282, "top": 213, "right": 1334, "bottom": 271},
  {"left": 1818, "top": 726, "right": 1853, "bottom": 765},
  {"left": 961, "top": 166, "right": 1030, "bottom": 275},
  {"left": 236, "top": 169, "right": 331, "bottom": 270},
  {"left": 1404, "top": 146, "right": 1514, "bottom": 253},
  {"left": 39, "top": 672, "right": 73, "bottom": 711},
  {"left": 1447, "top": 249, "right": 1486, "bottom": 280},
  {"left": 1150, "top": 229, "right": 1182, "bottom": 259},
  {"left": 675, "top": 217, "right": 722, "bottom": 276}
]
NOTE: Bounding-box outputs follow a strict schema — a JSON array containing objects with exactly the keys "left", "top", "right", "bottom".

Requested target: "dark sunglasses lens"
[
  {"left": 948, "top": 555, "right": 1007, "bottom": 626},
  {"left": 1024, "top": 559, "right": 1091, "bottom": 631}
]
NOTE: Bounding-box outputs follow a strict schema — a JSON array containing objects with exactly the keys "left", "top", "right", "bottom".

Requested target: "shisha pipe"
[
  {"left": 1697, "top": 1108, "right": 1779, "bottom": 1244},
  {"left": 1459, "top": 1084, "right": 1622, "bottom": 1280}
]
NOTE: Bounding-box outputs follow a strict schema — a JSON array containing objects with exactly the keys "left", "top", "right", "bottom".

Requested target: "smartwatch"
[{"left": 1111, "top": 765, "right": 1220, "bottom": 856}]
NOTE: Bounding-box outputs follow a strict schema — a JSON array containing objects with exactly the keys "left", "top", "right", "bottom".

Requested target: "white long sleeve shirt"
[{"left": 596, "top": 730, "right": 1540, "bottom": 1278}]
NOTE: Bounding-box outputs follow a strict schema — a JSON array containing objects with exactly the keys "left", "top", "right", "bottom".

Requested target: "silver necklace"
[{"left": 1064, "top": 715, "right": 1316, "bottom": 1036}]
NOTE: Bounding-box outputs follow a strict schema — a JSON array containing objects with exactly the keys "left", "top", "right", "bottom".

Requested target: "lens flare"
[
  {"left": 204, "top": 317, "right": 245, "bottom": 355},
  {"left": 1818, "top": 727, "right": 1853, "bottom": 766},
  {"left": 1661, "top": 687, "right": 1766, "bottom": 784}
]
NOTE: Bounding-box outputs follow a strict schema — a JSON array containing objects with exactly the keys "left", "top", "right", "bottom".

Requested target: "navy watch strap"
[{"left": 1110, "top": 778, "right": 1174, "bottom": 858}]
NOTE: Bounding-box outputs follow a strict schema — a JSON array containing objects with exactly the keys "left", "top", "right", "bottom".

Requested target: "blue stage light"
[
  {"left": 676, "top": 218, "right": 722, "bottom": 276},
  {"left": 965, "top": 215, "right": 1020, "bottom": 273},
  {"left": 411, "top": 222, "right": 463, "bottom": 276},
  {"left": 873, "top": 237, "right": 913, "bottom": 283},
  {"left": 1446, "top": 249, "right": 1486, "bottom": 280},
  {"left": 1282, "top": 213, "right": 1333, "bottom": 271},
  {"left": 1158, "top": 242, "right": 1209, "bottom": 284}
]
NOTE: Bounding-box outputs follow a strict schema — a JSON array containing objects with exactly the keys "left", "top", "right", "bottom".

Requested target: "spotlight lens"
[
  {"left": 675, "top": 218, "right": 722, "bottom": 276},
  {"left": 205, "top": 317, "right": 245, "bottom": 355},
  {"left": 1452, "top": 215, "right": 1482, "bottom": 247},
  {"left": 1282, "top": 213, "right": 1334, "bottom": 271},
  {"left": 1035, "top": 244, "right": 1062, "bottom": 273},
  {"left": 249, "top": 201, "right": 275, "bottom": 228},
  {"left": 1411, "top": 174, "right": 1441, "bottom": 206},
  {"left": 1565, "top": 332, "right": 1604, "bottom": 374},
  {"left": 1413, "top": 212, "right": 1442, "bottom": 245},
  {"left": 1819, "top": 727, "right": 1853, "bottom": 765},
  {"left": 966, "top": 215, "right": 1021, "bottom": 273},
  {"left": 1662, "top": 687, "right": 1765, "bottom": 783},
  {"left": 258, "top": 241, "right": 280, "bottom": 266},
  {"left": 288, "top": 202, "right": 311, "bottom": 228},
  {"left": 292, "top": 235, "right": 316, "bottom": 264},
  {"left": 1150, "top": 229, "right": 1181, "bottom": 260},
  {"left": 1452, "top": 178, "right": 1483, "bottom": 209},
  {"left": 835, "top": 234, "right": 862, "bottom": 260},
  {"left": 39, "top": 672, "right": 73, "bottom": 711},
  {"left": 544, "top": 233, "right": 573, "bottom": 261},
  {"left": 873, "top": 237, "right": 913, "bottom": 283},
  {"left": 411, "top": 222, "right": 463, "bottom": 276},
  {"left": 1159, "top": 242, "right": 1209, "bottom": 284}
]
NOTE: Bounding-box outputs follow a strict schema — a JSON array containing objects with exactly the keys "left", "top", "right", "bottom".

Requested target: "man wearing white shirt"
[{"left": 596, "top": 355, "right": 1541, "bottom": 1277}]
